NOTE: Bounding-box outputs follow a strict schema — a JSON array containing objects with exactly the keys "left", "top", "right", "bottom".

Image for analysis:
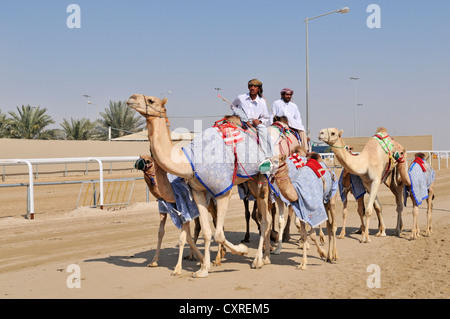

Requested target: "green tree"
[
  {"left": 97, "top": 101, "right": 145, "bottom": 139},
  {"left": 60, "top": 118, "right": 96, "bottom": 140},
  {"left": 7, "top": 105, "right": 58, "bottom": 139},
  {"left": 0, "top": 109, "right": 8, "bottom": 138}
]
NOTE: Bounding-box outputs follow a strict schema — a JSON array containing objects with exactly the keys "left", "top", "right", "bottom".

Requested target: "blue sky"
[{"left": 1, "top": 0, "right": 449, "bottom": 149}]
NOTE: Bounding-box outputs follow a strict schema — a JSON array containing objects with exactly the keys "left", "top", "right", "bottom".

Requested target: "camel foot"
[
  {"left": 375, "top": 230, "right": 386, "bottom": 237},
  {"left": 213, "top": 259, "right": 222, "bottom": 267},
  {"left": 192, "top": 269, "right": 209, "bottom": 278},
  {"left": 337, "top": 232, "right": 346, "bottom": 239},
  {"left": 318, "top": 248, "right": 327, "bottom": 260},
  {"left": 297, "top": 262, "right": 307, "bottom": 270},
  {"left": 360, "top": 234, "right": 371, "bottom": 243},
  {"left": 147, "top": 261, "right": 158, "bottom": 267},
  {"left": 393, "top": 228, "right": 402, "bottom": 237},
  {"left": 425, "top": 229, "right": 432, "bottom": 237},
  {"left": 236, "top": 243, "right": 249, "bottom": 256},
  {"left": 171, "top": 268, "right": 182, "bottom": 276},
  {"left": 410, "top": 229, "right": 420, "bottom": 240},
  {"left": 252, "top": 256, "right": 264, "bottom": 269},
  {"left": 271, "top": 244, "right": 282, "bottom": 255}
]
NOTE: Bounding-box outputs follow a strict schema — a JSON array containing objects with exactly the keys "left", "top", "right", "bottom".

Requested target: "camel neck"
[
  {"left": 331, "top": 138, "right": 368, "bottom": 176},
  {"left": 146, "top": 117, "right": 193, "bottom": 179}
]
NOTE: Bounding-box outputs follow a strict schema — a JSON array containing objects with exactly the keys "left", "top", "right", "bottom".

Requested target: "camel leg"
[
  {"left": 172, "top": 222, "right": 189, "bottom": 276},
  {"left": 298, "top": 222, "right": 309, "bottom": 270},
  {"left": 410, "top": 200, "right": 420, "bottom": 240},
  {"left": 243, "top": 198, "right": 251, "bottom": 243},
  {"left": 272, "top": 198, "right": 285, "bottom": 255},
  {"left": 338, "top": 197, "right": 348, "bottom": 239},
  {"left": 391, "top": 184, "right": 404, "bottom": 237},
  {"left": 318, "top": 224, "right": 326, "bottom": 245},
  {"left": 373, "top": 198, "right": 386, "bottom": 237},
  {"left": 325, "top": 195, "right": 338, "bottom": 262},
  {"left": 425, "top": 185, "right": 434, "bottom": 237},
  {"left": 362, "top": 180, "right": 381, "bottom": 243},
  {"left": 213, "top": 191, "right": 249, "bottom": 256},
  {"left": 356, "top": 197, "right": 366, "bottom": 234},
  {"left": 191, "top": 191, "right": 212, "bottom": 278},
  {"left": 250, "top": 179, "right": 271, "bottom": 269},
  {"left": 148, "top": 213, "right": 167, "bottom": 267}
]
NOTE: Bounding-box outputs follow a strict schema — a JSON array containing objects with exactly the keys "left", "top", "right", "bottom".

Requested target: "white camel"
[{"left": 128, "top": 95, "right": 272, "bottom": 278}]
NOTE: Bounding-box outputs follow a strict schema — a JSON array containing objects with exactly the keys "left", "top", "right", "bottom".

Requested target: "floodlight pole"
[{"left": 304, "top": 7, "right": 349, "bottom": 137}]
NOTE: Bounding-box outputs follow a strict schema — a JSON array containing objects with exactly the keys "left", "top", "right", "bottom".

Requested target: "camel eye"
[
  {"left": 147, "top": 98, "right": 154, "bottom": 104},
  {"left": 331, "top": 132, "right": 335, "bottom": 136}
]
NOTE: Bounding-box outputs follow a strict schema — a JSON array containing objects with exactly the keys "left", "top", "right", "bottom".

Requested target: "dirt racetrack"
[{"left": 0, "top": 166, "right": 449, "bottom": 300}]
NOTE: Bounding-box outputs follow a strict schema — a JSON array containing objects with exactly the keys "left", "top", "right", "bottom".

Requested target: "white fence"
[
  {"left": 0, "top": 156, "right": 139, "bottom": 219},
  {"left": 1, "top": 151, "right": 448, "bottom": 220}
]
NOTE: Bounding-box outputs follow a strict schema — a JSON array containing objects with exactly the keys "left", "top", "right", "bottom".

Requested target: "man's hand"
[{"left": 252, "top": 119, "right": 262, "bottom": 126}]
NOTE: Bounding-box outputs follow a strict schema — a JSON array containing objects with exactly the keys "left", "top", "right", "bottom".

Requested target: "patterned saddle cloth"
[
  {"left": 404, "top": 158, "right": 435, "bottom": 206},
  {"left": 273, "top": 154, "right": 338, "bottom": 228},
  {"left": 182, "top": 123, "right": 268, "bottom": 197},
  {"left": 338, "top": 170, "right": 366, "bottom": 202}
]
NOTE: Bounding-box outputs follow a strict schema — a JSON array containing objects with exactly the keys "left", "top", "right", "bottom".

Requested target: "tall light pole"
[
  {"left": 304, "top": 6, "right": 349, "bottom": 137},
  {"left": 349, "top": 76, "right": 359, "bottom": 136}
]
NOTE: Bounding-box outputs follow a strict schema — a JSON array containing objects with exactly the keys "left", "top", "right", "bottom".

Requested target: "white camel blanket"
[
  {"left": 338, "top": 170, "right": 366, "bottom": 202},
  {"left": 404, "top": 162, "right": 435, "bottom": 206},
  {"left": 157, "top": 173, "right": 200, "bottom": 229},
  {"left": 273, "top": 156, "right": 338, "bottom": 228},
  {"left": 182, "top": 127, "right": 268, "bottom": 197}
]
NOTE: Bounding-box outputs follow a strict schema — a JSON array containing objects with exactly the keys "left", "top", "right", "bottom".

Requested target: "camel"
[
  {"left": 266, "top": 117, "right": 302, "bottom": 254},
  {"left": 136, "top": 155, "right": 228, "bottom": 272},
  {"left": 401, "top": 152, "right": 435, "bottom": 239},
  {"left": 135, "top": 154, "right": 204, "bottom": 275},
  {"left": 337, "top": 168, "right": 366, "bottom": 238},
  {"left": 128, "top": 94, "right": 272, "bottom": 278},
  {"left": 272, "top": 151, "right": 338, "bottom": 269},
  {"left": 319, "top": 127, "right": 407, "bottom": 243}
]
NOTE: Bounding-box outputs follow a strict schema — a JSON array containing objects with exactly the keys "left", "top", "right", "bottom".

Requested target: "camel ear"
[
  {"left": 339, "top": 130, "right": 343, "bottom": 137},
  {"left": 161, "top": 97, "right": 168, "bottom": 106}
]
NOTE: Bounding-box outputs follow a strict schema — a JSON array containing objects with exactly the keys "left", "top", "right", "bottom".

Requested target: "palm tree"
[
  {"left": 7, "top": 105, "right": 58, "bottom": 139},
  {"left": 0, "top": 109, "right": 8, "bottom": 138},
  {"left": 60, "top": 118, "right": 96, "bottom": 140},
  {"left": 97, "top": 101, "right": 145, "bottom": 139}
]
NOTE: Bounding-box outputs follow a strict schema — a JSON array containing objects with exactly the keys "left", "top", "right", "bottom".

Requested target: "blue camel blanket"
[
  {"left": 157, "top": 173, "right": 200, "bottom": 229},
  {"left": 273, "top": 156, "right": 338, "bottom": 228},
  {"left": 404, "top": 162, "right": 435, "bottom": 206},
  {"left": 182, "top": 127, "right": 268, "bottom": 197},
  {"left": 338, "top": 170, "right": 366, "bottom": 202}
]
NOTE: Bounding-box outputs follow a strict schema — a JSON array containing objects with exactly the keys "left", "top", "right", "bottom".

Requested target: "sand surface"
[{"left": 1, "top": 167, "right": 449, "bottom": 300}]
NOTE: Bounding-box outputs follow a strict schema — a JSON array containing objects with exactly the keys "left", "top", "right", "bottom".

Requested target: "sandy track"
[{"left": 0, "top": 168, "right": 449, "bottom": 299}]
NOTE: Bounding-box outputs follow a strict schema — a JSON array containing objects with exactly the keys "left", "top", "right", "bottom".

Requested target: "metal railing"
[{"left": 0, "top": 156, "right": 139, "bottom": 219}]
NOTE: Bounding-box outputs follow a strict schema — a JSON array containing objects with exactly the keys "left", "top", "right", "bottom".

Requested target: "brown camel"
[
  {"left": 319, "top": 127, "right": 407, "bottom": 243},
  {"left": 128, "top": 95, "right": 272, "bottom": 278},
  {"left": 135, "top": 155, "right": 204, "bottom": 276},
  {"left": 401, "top": 152, "right": 435, "bottom": 239},
  {"left": 272, "top": 151, "right": 338, "bottom": 269}
]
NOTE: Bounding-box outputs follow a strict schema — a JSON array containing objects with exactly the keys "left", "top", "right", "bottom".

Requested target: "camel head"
[
  {"left": 318, "top": 128, "right": 343, "bottom": 145},
  {"left": 134, "top": 154, "right": 154, "bottom": 172},
  {"left": 127, "top": 94, "right": 168, "bottom": 118}
]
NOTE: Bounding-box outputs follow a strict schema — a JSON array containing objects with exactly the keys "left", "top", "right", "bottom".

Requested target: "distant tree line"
[{"left": 0, "top": 101, "right": 145, "bottom": 140}]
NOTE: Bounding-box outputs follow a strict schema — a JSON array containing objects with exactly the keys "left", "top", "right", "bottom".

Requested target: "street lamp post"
[
  {"left": 349, "top": 76, "right": 360, "bottom": 136},
  {"left": 304, "top": 7, "right": 349, "bottom": 137}
]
